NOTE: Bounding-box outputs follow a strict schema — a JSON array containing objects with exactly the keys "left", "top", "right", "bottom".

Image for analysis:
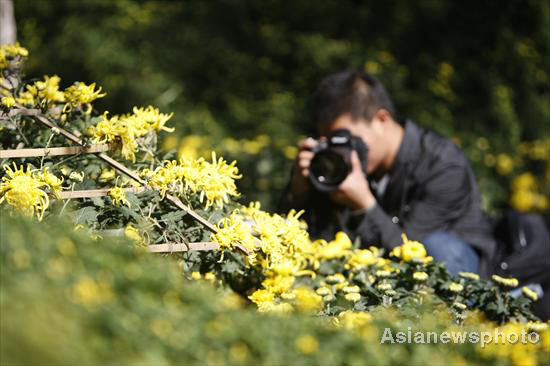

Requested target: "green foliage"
[{"left": 2, "top": 214, "right": 548, "bottom": 366}]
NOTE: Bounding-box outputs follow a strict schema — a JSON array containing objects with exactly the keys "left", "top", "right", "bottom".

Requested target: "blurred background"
[{"left": 9, "top": 0, "right": 550, "bottom": 216}]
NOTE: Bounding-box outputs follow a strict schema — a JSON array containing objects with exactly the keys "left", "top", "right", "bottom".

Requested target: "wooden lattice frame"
[{"left": 0, "top": 107, "right": 224, "bottom": 253}]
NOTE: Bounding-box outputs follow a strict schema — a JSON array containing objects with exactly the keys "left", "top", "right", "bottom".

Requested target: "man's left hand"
[{"left": 330, "top": 150, "right": 376, "bottom": 210}]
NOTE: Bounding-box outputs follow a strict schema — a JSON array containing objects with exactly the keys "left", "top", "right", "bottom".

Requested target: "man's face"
[{"left": 318, "top": 113, "right": 387, "bottom": 176}]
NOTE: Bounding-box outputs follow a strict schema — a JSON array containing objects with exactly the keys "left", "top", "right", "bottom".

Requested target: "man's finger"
[
  {"left": 298, "top": 150, "right": 314, "bottom": 160},
  {"left": 298, "top": 137, "right": 318, "bottom": 151},
  {"left": 350, "top": 150, "right": 362, "bottom": 172},
  {"left": 298, "top": 158, "right": 311, "bottom": 169}
]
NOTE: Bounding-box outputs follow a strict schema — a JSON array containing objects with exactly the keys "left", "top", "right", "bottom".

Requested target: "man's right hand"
[{"left": 290, "top": 137, "right": 318, "bottom": 198}]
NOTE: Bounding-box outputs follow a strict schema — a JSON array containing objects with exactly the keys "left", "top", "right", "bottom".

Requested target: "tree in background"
[{"left": 12, "top": 0, "right": 550, "bottom": 214}]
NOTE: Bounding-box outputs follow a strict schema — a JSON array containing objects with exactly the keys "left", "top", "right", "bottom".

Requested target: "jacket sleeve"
[
  {"left": 349, "top": 165, "right": 471, "bottom": 250},
  {"left": 403, "top": 164, "right": 472, "bottom": 241},
  {"left": 349, "top": 204, "right": 403, "bottom": 251}
]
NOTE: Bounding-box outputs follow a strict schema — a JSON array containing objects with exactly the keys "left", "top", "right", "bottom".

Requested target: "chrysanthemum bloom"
[
  {"left": 335, "top": 310, "right": 372, "bottom": 330},
  {"left": 449, "top": 283, "right": 464, "bottom": 293},
  {"left": 342, "top": 285, "right": 361, "bottom": 293},
  {"left": 390, "top": 234, "right": 427, "bottom": 262},
  {"left": 293, "top": 287, "right": 324, "bottom": 312},
  {"left": 315, "top": 287, "right": 331, "bottom": 296},
  {"left": 458, "top": 272, "right": 480, "bottom": 281},
  {"left": 413, "top": 272, "right": 429, "bottom": 281},
  {"left": 90, "top": 106, "right": 174, "bottom": 162},
  {"left": 491, "top": 275, "right": 518, "bottom": 288},
  {"left": 109, "top": 179, "right": 130, "bottom": 207},
  {"left": 453, "top": 302, "right": 467, "bottom": 310},
  {"left": 326, "top": 273, "right": 346, "bottom": 284},
  {"left": 376, "top": 283, "right": 392, "bottom": 292},
  {"left": 345, "top": 247, "right": 379, "bottom": 270},
  {"left": 29, "top": 75, "right": 65, "bottom": 103},
  {"left": 1, "top": 96, "right": 16, "bottom": 108},
  {"left": 344, "top": 292, "right": 361, "bottom": 302},
  {"left": 521, "top": 286, "right": 538, "bottom": 301},
  {"left": 376, "top": 270, "right": 392, "bottom": 278},
  {"left": 63, "top": 82, "right": 106, "bottom": 114},
  {"left": 526, "top": 321, "right": 548, "bottom": 332},
  {"left": 143, "top": 152, "right": 241, "bottom": 208},
  {"left": 0, "top": 42, "right": 28, "bottom": 69},
  {"left": 124, "top": 225, "right": 146, "bottom": 246},
  {"left": 0, "top": 163, "right": 61, "bottom": 221},
  {"left": 248, "top": 289, "right": 275, "bottom": 305},
  {"left": 212, "top": 211, "right": 259, "bottom": 265},
  {"left": 315, "top": 231, "right": 352, "bottom": 260}
]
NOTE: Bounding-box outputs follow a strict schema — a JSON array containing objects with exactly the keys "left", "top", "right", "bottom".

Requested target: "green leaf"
[
  {"left": 72, "top": 206, "right": 98, "bottom": 226},
  {"left": 91, "top": 197, "right": 105, "bottom": 207}
]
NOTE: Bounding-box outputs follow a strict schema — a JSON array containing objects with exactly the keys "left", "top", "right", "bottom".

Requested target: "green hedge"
[{"left": 2, "top": 214, "right": 549, "bottom": 366}]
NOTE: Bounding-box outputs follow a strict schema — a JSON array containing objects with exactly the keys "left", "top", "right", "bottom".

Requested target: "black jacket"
[{"left": 278, "top": 121, "right": 497, "bottom": 278}]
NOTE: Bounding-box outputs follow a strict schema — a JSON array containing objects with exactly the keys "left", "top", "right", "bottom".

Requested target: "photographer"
[{"left": 278, "top": 71, "right": 497, "bottom": 278}]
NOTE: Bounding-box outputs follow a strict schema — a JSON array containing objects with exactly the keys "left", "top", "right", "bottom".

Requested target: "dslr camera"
[{"left": 308, "top": 129, "right": 369, "bottom": 192}]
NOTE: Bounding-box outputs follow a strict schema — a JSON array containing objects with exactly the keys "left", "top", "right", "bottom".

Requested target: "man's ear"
[
  {"left": 371, "top": 109, "right": 394, "bottom": 136},
  {"left": 375, "top": 108, "right": 392, "bottom": 123}
]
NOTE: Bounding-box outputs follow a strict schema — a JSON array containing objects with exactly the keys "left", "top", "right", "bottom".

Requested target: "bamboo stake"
[
  {"left": 0, "top": 144, "right": 111, "bottom": 159},
  {"left": 58, "top": 187, "right": 146, "bottom": 199},
  {"left": 147, "top": 242, "right": 220, "bottom": 253}
]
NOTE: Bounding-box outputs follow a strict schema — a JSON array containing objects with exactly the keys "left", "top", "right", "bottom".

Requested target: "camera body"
[{"left": 308, "top": 129, "right": 369, "bottom": 192}]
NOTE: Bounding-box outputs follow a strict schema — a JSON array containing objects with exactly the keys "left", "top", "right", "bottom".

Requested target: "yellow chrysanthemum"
[
  {"left": 27, "top": 75, "right": 65, "bottom": 103},
  {"left": 262, "top": 275, "right": 295, "bottom": 294},
  {"left": 376, "top": 283, "right": 392, "bottom": 292},
  {"left": 1, "top": 96, "right": 16, "bottom": 108},
  {"left": 39, "top": 167, "right": 64, "bottom": 197},
  {"left": 390, "top": 234, "right": 428, "bottom": 262},
  {"left": 295, "top": 335, "right": 319, "bottom": 354},
  {"left": 292, "top": 287, "right": 324, "bottom": 313},
  {"left": 143, "top": 152, "right": 241, "bottom": 208},
  {"left": 248, "top": 289, "right": 275, "bottom": 304},
  {"left": 326, "top": 273, "right": 346, "bottom": 284},
  {"left": 344, "top": 292, "right": 361, "bottom": 302},
  {"left": 491, "top": 275, "right": 518, "bottom": 288},
  {"left": 342, "top": 285, "right": 360, "bottom": 293},
  {"left": 345, "top": 248, "right": 379, "bottom": 270},
  {"left": 449, "top": 283, "right": 464, "bottom": 293},
  {"left": 90, "top": 106, "right": 174, "bottom": 162},
  {"left": 109, "top": 179, "right": 130, "bottom": 207},
  {"left": 521, "top": 286, "right": 538, "bottom": 301},
  {"left": 335, "top": 310, "right": 372, "bottom": 330},
  {"left": 315, "top": 231, "right": 353, "bottom": 260},
  {"left": 458, "top": 272, "right": 480, "bottom": 281},
  {"left": 413, "top": 271, "right": 429, "bottom": 281},
  {"left": 132, "top": 106, "right": 174, "bottom": 133},
  {"left": 0, "top": 164, "right": 62, "bottom": 221},
  {"left": 211, "top": 211, "right": 260, "bottom": 264},
  {"left": 315, "top": 287, "right": 331, "bottom": 296},
  {"left": 63, "top": 82, "right": 106, "bottom": 113},
  {"left": 0, "top": 43, "right": 28, "bottom": 69},
  {"left": 124, "top": 225, "right": 146, "bottom": 246}
]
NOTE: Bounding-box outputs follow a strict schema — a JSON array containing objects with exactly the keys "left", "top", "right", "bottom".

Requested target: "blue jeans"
[{"left": 421, "top": 232, "right": 480, "bottom": 277}]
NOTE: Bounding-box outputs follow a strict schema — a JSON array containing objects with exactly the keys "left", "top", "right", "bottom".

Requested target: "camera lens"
[{"left": 310, "top": 150, "right": 349, "bottom": 188}]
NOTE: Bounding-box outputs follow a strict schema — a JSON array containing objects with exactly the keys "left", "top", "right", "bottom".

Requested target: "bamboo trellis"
[{"left": 0, "top": 107, "right": 225, "bottom": 253}]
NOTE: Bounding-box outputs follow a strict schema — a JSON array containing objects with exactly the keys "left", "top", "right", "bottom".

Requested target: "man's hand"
[
  {"left": 290, "top": 138, "right": 318, "bottom": 198},
  {"left": 330, "top": 150, "right": 376, "bottom": 210}
]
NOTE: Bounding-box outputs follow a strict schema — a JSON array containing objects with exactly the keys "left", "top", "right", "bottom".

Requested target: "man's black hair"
[{"left": 312, "top": 70, "right": 396, "bottom": 125}]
